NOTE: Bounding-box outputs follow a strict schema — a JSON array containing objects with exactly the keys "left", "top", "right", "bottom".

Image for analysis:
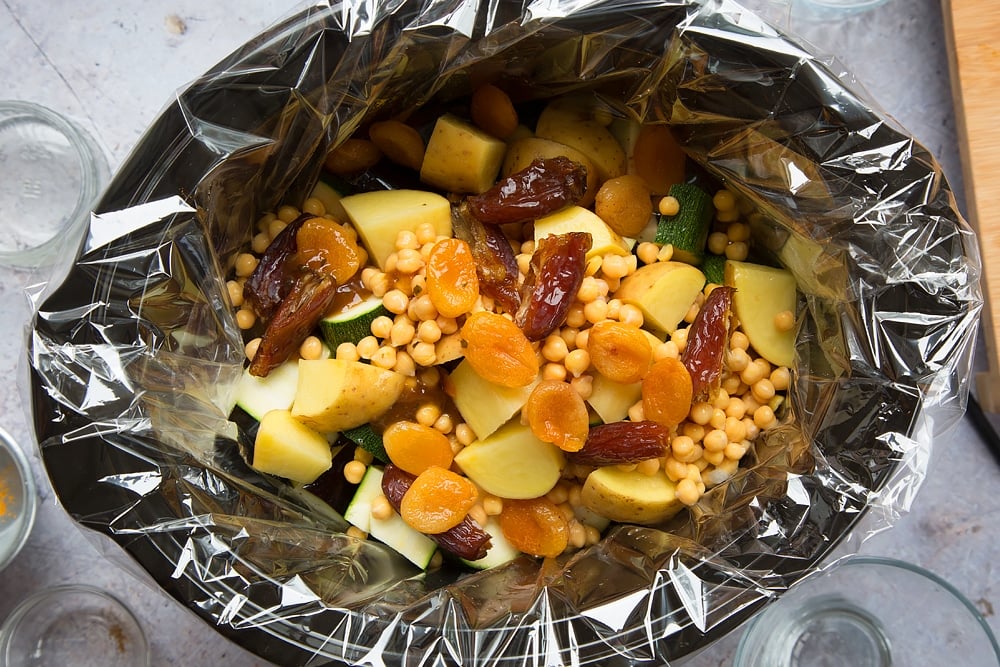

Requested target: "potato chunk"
[
  {"left": 420, "top": 114, "right": 507, "bottom": 194},
  {"left": 251, "top": 409, "right": 332, "bottom": 484}
]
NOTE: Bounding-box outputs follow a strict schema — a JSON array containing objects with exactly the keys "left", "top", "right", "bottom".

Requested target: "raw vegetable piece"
[
  {"left": 453, "top": 421, "right": 565, "bottom": 499},
  {"left": 319, "top": 294, "right": 390, "bottom": 349},
  {"left": 251, "top": 409, "right": 333, "bottom": 484},
  {"left": 615, "top": 261, "right": 706, "bottom": 334},
  {"left": 310, "top": 178, "right": 349, "bottom": 221},
  {"left": 642, "top": 357, "right": 694, "bottom": 428},
  {"left": 587, "top": 374, "right": 642, "bottom": 425},
  {"left": 609, "top": 119, "right": 686, "bottom": 195},
  {"left": 451, "top": 205, "right": 521, "bottom": 313},
  {"left": 533, "top": 205, "right": 628, "bottom": 260},
  {"left": 342, "top": 423, "right": 388, "bottom": 463},
  {"left": 581, "top": 467, "right": 683, "bottom": 525},
  {"left": 461, "top": 311, "right": 539, "bottom": 387},
  {"left": 235, "top": 357, "right": 300, "bottom": 421},
  {"left": 502, "top": 137, "right": 600, "bottom": 207},
  {"left": 523, "top": 380, "right": 589, "bottom": 452},
  {"left": 498, "top": 497, "right": 569, "bottom": 559},
  {"left": 426, "top": 238, "right": 480, "bottom": 318},
  {"left": 382, "top": 421, "right": 454, "bottom": 475},
  {"left": 725, "top": 260, "right": 797, "bottom": 368},
  {"left": 249, "top": 272, "right": 339, "bottom": 377},
  {"left": 382, "top": 465, "right": 491, "bottom": 561},
  {"left": 534, "top": 97, "right": 626, "bottom": 184},
  {"left": 470, "top": 84, "right": 519, "bottom": 140},
  {"left": 516, "top": 231, "right": 592, "bottom": 341},
  {"left": 467, "top": 157, "right": 588, "bottom": 226},
  {"left": 339, "top": 189, "right": 452, "bottom": 269},
  {"left": 420, "top": 114, "right": 507, "bottom": 194},
  {"left": 461, "top": 516, "right": 521, "bottom": 570},
  {"left": 449, "top": 358, "right": 539, "bottom": 440},
  {"left": 567, "top": 420, "right": 670, "bottom": 466},
  {"left": 654, "top": 183, "right": 713, "bottom": 265},
  {"left": 681, "top": 285, "right": 734, "bottom": 401},
  {"left": 344, "top": 463, "right": 385, "bottom": 533},
  {"left": 291, "top": 358, "right": 406, "bottom": 432},
  {"left": 400, "top": 466, "right": 479, "bottom": 534},
  {"left": 701, "top": 253, "right": 727, "bottom": 286}
]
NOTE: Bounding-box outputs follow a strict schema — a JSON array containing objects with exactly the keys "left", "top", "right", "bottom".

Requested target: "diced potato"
[
  {"left": 251, "top": 409, "right": 333, "bottom": 484},
  {"left": 420, "top": 113, "right": 507, "bottom": 194},
  {"left": 533, "top": 205, "right": 629, "bottom": 260},
  {"left": 725, "top": 260, "right": 797, "bottom": 368},
  {"left": 340, "top": 189, "right": 451, "bottom": 269},
  {"left": 615, "top": 261, "right": 706, "bottom": 334},
  {"left": 454, "top": 421, "right": 564, "bottom": 499},
  {"left": 609, "top": 119, "right": 686, "bottom": 195},
  {"left": 535, "top": 97, "right": 625, "bottom": 184},
  {"left": 581, "top": 467, "right": 682, "bottom": 524},
  {"left": 309, "top": 180, "right": 348, "bottom": 221},
  {"left": 502, "top": 137, "right": 600, "bottom": 207},
  {"left": 291, "top": 359, "right": 405, "bottom": 432},
  {"left": 450, "top": 359, "right": 538, "bottom": 440},
  {"left": 587, "top": 331, "right": 660, "bottom": 423}
]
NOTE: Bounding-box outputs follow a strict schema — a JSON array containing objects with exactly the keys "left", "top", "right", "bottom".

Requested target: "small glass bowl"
[
  {"left": 0, "top": 585, "right": 151, "bottom": 666},
  {"left": 0, "top": 101, "right": 109, "bottom": 267},
  {"left": 734, "top": 556, "right": 1000, "bottom": 666},
  {"left": 0, "top": 426, "right": 37, "bottom": 571}
]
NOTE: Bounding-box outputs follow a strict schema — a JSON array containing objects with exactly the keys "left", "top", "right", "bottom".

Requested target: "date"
[
  {"left": 681, "top": 285, "right": 734, "bottom": 400},
  {"left": 566, "top": 420, "right": 671, "bottom": 466},
  {"left": 381, "top": 464, "right": 492, "bottom": 561},
  {"left": 248, "top": 272, "right": 338, "bottom": 377},
  {"left": 515, "top": 231, "right": 591, "bottom": 341},
  {"left": 243, "top": 213, "right": 310, "bottom": 319},
  {"left": 467, "top": 157, "right": 588, "bottom": 226},
  {"left": 452, "top": 205, "right": 521, "bottom": 313}
]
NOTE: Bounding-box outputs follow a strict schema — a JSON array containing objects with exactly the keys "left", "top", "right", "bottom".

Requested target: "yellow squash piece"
[
  {"left": 454, "top": 421, "right": 564, "bottom": 499},
  {"left": 615, "top": 261, "right": 706, "bottom": 334},
  {"left": 420, "top": 113, "right": 507, "bottom": 194},
  {"left": 291, "top": 358, "right": 405, "bottom": 432},
  {"left": 581, "top": 467, "right": 682, "bottom": 524},
  {"left": 251, "top": 409, "right": 333, "bottom": 484},
  {"left": 340, "top": 189, "right": 451, "bottom": 269}
]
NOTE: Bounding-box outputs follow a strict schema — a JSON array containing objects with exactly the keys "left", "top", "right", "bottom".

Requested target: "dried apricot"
[
  {"left": 594, "top": 174, "right": 653, "bottom": 237},
  {"left": 382, "top": 420, "right": 454, "bottom": 476},
  {"left": 292, "top": 216, "right": 365, "bottom": 283},
  {"left": 642, "top": 357, "right": 694, "bottom": 428},
  {"left": 469, "top": 83, "right": 519, "bottom": 139},
  {"left": 426, "top": 238, "right": 480, "bottom": 318},
  {"left": 588, "top": 321, "right": 652, "bottom": 384},
  {"left": 498, "top": 497, "right": 569, "bottom": 559},
  {"left": 368, "top": 120, "right": 425, "bottom": 171},
  {"left": 524, "top": 380, "right": 589, "bottom": 452},
  {"left": 400, "top": 466, "right": 479, "bottom": 534},
  {"left": 461, "top": 311, "right": 539, "bottom": 387}
]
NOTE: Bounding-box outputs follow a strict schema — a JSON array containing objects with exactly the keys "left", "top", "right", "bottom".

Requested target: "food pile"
[{"left": 226, "top": 86, "right": 797, "bottom": 570}]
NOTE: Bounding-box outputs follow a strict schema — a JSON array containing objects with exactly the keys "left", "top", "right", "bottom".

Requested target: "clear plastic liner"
[{"left": 26, "top": 0, "right": 981, "bottom": 665}]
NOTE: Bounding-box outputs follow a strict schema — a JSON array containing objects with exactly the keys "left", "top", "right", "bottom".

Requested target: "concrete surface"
[{"left": 0, "top": 1, "right": 995, "bottom": 665}]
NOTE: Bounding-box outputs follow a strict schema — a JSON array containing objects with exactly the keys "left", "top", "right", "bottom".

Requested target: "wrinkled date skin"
[
  {"left": 515, "top": 231, "right": 592, "bottom": 341},
  {"left": 567, "top": 420, "right": 671, "bottom": 466},
  {"left": 243, "top": 213, "right": 310, "bottom": 319},
  {"left": 249, "top": 272, "right": 338, "bottom": 377},
  {"left": 381, "top": 464, "right": 492, "bottom": 561},
  {"left": 682, "top": 285, "right": 734, "bottom": 400},
  {"left": 467, "top": 157, "right": 588, "bottom": 226},
  {"left": 452, "top": 205, "right": 521, "bottom": 313}
]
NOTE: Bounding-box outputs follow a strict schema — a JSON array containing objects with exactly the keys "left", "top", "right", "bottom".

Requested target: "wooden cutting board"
[{"left": 942, "top": 0, "right": 1000, "bottom": 411}]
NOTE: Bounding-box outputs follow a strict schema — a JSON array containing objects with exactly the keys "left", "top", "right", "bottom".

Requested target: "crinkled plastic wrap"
[{"left": 26, "top": 0, "right": 981, "bottom": 665}]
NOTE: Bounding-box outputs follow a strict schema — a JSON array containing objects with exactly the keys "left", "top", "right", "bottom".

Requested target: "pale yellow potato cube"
[
  {"left": 533, "top": 205, "right": 629, "bottom": 260},
  {"left": 251, "top": 409, "right": 333, "bottom": 484},
  {"left": 291, "top": 359, "right": 405, "bottom": 432},
  {"left": 420, "top": 114, "right": 506, "bottom": 194},
  {"left": 339, "top": 189, "right": 451, "bottom": 269}
]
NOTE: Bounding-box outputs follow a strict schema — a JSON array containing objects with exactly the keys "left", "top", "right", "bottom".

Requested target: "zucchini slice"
[
  {"left": 320, "top": 295, "right": 389, "bottom": 350},
  {"left": 654, "top": 183, "right": 713, "bottom": 265}
]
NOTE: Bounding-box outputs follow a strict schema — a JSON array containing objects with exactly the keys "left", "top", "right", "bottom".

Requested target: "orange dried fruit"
[
  {"left": 400, "top": 466, "right": 479, "bottom": 534},
  {"left": 292, "top": 216, "right": 366, "bottom": 283},
  {"left": 382, "top": 420, "right": 454, "bottom": 476},
  {"left": 498, "top": 497, "right": 569, "bottom": 559},
  {"left": 426, "top": 238, "right": 480, "bottom": 318},
  {"left": 588, "top": 321, "right": 652, "bottom": 384},
  {"left": 642, "top": 357, "right": 694, "bottom": 428},
  {"left": 460, "top": 311, "right": 539, "bottom": 387},
  {"left": 524, "top": 380, "right": 589, "bottom": 452}
]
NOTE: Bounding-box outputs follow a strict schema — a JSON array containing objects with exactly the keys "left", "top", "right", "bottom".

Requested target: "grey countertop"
[{"left": 0, "top": 1, "right": 996, "bottom": 665}]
